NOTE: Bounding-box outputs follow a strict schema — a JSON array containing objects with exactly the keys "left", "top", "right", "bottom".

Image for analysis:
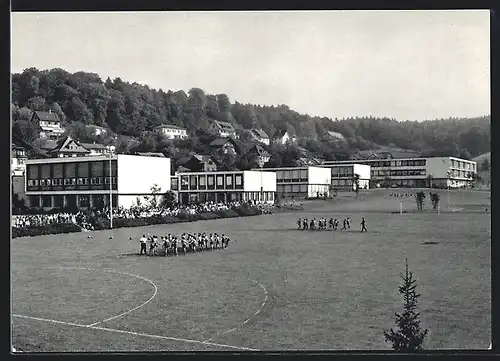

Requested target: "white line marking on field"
[
  {"left": 13, "top": 314, "right": 85, "bottom": 327},
  {"left": 12, "top": 314, "right": 259, "bottom": 351},
  {"left": 206, "top": 279, "right": 270, "bottom": 342},
  {"left": 57, "top": 267, "right": 158, "bottom": 327}
]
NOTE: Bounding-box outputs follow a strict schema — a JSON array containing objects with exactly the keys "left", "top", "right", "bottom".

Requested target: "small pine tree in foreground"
[{"left": 384, "top": 258, "right": 429, "bottom": 352}]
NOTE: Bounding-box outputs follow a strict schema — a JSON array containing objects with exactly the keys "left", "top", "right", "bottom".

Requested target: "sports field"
[{"left": 11, "top": 189, "right": 491, "bottom": 352}]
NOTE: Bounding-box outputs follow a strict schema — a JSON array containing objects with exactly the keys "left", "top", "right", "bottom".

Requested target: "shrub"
[
  {"left": 12, "top": 223, "right": 82, "bottom": 238},
  {"left": 215, "top": 209, "right": 240, "bottom": 218}
]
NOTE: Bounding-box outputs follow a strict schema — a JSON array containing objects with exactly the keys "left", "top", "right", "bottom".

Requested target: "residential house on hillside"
[
  {"left": 243, "top": 143, "right": 271, "bottom": 167},
  {"left": 208, "top": 120, "right": 237, "bottom": 139},
  {"left": 155, "top": 124, "right": 188, "bottom": 139},
  {"left": 44, "top": 136, "right": 94, "bottom": 158},
  {"left": 175, "top": 154, "right": 219, "bottom": 172},
  {"left": 80, "top": 142, "right": 107, "bottom": 156},
  {"left": 209, "top": 138, "right": 240, "bottom": 156},
  {"left": 272, "top": 129, "right": 296, "bottom": 145},
  {"left": 250, "top": 129, "right": 270, "bottom": 146},
  {"left": 86, "top": 125, "right": 108, "bottom": 136},
  {"left": 30, "top": 110, "right": 65, "bottom": 139},
  {"left": 11, "top": 143, "right": 27, "bottom": 176},
  {"left": 327, "top": 131, "right": 346, "bottom": 141}
]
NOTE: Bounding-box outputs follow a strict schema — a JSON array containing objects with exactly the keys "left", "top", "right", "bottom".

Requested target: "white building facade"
[
  {"left": 171, "top": 170, "right": 276, "bottom": 205},
  {"left": 155, "top": 124, "right": 188, "bottom": 139},
  {"left": 323, "top": 163, "right": 371, "bottom": 191},
  {"left": 322, "top": 156, "right": 476, "bottom": 188},
  {"left": 12, "top": 144, "right": 27, "bottom": 176},
  {"left": 255, "top": 166, "right": 331, "bottom": 199},
  {"left": 25, "top": 154, "right": 171, "bottom": 210}
]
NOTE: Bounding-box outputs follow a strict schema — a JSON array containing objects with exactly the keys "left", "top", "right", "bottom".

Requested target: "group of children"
[
  {"left": 139, "top": 232, "right": 231, "bottom": 256},
  {"left": 297, "top": 217, "right": 367, "bottom": 232}
]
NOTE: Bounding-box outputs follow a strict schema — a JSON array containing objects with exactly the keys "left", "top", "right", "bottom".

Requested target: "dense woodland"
[{"left": 12, "top": 68, "right": 491, "bottom": 169}]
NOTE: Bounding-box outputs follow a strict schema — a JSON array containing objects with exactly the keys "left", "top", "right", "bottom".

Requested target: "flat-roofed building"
[
  {"left": 323, "top": 163, "right": 371, "bottom": 191},
  {"left": 25, "top": 154, "right": 171, "bottom": 210},
  {"left": 322, "top": 156, "right": 476, "bottom": 188},
  {"left": 254, "top": 166, "right": 331, "bottom": 199},
  {"left": 171, "top": 170, "right": 276, "bottom": 205}
]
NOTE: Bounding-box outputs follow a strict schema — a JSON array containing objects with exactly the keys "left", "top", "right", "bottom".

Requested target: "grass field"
[{"left": 11, "top": 188, "right": 491, "bottom": 352}]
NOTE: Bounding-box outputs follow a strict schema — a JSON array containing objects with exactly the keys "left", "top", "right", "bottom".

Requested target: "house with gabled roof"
[
  {"left": 243, "top": 143, "right": 271, "bottom": 167},
  {"left": 30, "top": 110, "right": 65, "bottom": 139},
  {"left": 46, "top": 136, "right": 91, "bottom": 158},
  {"left": 209, "top": 138, "right": 240, "bottom": 156},
  {"left": 80, "top": 142, "right": 108, "bottom": 156},
  {"left": 208, "top": 120, "right": 237, "bottom": 139},
  {"left": 250, "top": 128, "right": 270, "bottom": 146},
  {"left": 271, "top": 129, "right": 296, "bottom": 145},
  {"left": 175, "top": 154, "right": 220, "bottom": 172}
]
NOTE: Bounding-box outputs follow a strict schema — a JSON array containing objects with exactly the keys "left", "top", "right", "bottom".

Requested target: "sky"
[{"left": 11, "top": 10, "right": 490, "bottom": 121}]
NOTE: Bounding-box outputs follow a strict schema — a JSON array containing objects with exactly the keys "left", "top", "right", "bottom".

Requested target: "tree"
[
  {"left": 415, "top": 191, "right": 425, "bottom": 211},
  {"left": 143, "top": 184, "right": 163, "bottom": 209},
  {"left": 160, "top": 190, "right": 177, "bottom": 208},
  {"left": 384, "top": 258, "right": 428, "bottom": 352}
]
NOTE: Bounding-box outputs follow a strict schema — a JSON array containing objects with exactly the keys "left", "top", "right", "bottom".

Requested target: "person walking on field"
[{"left": 360, "top": 217, "right": 367, "bottom": 232}]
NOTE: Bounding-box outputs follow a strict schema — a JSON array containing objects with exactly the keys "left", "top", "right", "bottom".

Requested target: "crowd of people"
[
  {"left": 12, "top": 212, "right": 91, "bottom": 229},
  {"left": 138, "top": 232, "right": 232, "bottom": 256},
  {"left": 297, "top": 216, "right": 367, "bottom": 232},
  {"left": 12, "top": 200, "right": 272, "bottom": 231}
]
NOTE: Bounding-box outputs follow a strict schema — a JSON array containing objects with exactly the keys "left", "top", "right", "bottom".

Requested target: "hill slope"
[{"left": 11, "top": 68, "right": 490, "bottom": 166}]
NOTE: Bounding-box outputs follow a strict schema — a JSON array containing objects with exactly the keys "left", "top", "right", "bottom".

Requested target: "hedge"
[{"left": 12, "top": 223, "right": 82, "bottom": 238}]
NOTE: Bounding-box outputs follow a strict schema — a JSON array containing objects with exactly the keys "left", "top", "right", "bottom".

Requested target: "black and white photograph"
[{"left": 10, "top": 10, "right": 491, "bottom": 352}]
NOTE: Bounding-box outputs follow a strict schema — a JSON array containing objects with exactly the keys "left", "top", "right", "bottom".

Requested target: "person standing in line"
[
  {"left": 341, "top": 218, "right": 347, "bottom": 231},
  {"left": 360, "top": 217, "right": 367, "bottom": 232},
  {"left": 139, "top": 235, "right": 147, "bottom": 255},
  {"left": 346, "top": 217, "right": 351, "bottom": 229}
]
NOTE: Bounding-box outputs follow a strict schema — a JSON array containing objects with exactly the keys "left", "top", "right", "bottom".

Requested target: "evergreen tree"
[{"left": 384, "top": 258, "right": 429, "bottom": 352}]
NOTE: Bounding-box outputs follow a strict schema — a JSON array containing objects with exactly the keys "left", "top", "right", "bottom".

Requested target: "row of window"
[
  {"left": 173, "top": 174, "right": 244, "bottom": 190},
  {"left": 27, "top": 177, "right": 117, "bottom": 187},
  {"left": 371, "top": 169, "right": 427, "bottom": 177},
  {"left": 276, "top": 170, "right": 309, "bottom": 180},
  {"left": 451, "top": 160, "right": 474, "bottom": 170},
  {"left": 331, "top": 179, "right": 354, "bottom": 186},
  {"left": 277, "top": 178, "right": 309, "bottom": 183}
]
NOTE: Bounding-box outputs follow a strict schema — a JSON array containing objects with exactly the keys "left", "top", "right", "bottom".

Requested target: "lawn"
[{"left": 11, "top": 189, "right": 491, "bottom": 352}]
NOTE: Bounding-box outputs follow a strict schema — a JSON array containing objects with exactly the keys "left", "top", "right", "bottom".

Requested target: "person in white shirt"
[{"left": 139, "top": 235, "right": 147, "bottom": 255}]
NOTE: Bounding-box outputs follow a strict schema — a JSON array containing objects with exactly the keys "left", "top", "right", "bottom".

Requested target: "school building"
[
  {"left": 252, "top": 166, "right": 331, "bottom": 199},
  {"left": 320, "top": 163, "right": 371, "bottom": 191},
  {"left": 321, "top": 156, "right": 476, "bottom": 188},
  {"left": 171, "top": 170, "right": 276, "bottom": 204},
  {"left": 25, "top": 154, "right": 171, "bottom": 210}
]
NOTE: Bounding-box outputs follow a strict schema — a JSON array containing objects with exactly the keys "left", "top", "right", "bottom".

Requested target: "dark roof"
[
  {"left": 81, "top": 142, "right": 107, "bottom": 150},
  {"left": 213, "top": 120, "right": 235, "bottom": 131},
  {"left": 272, "top": 129, "right": 286, "bottom": 139},
  {"left": 246, "top": 143, "right": 270, "bottom": 157},
  {"left": 252, "top": 129, "right": 269, "bottom": 139},
  {"left": 47, "top": 136, "right": 90, "bottom": 154},
  {"left": 175, "top": 156, "right": 192, "bottom": 165},
  {"left": 34, "top": 111, "right": 60, "bottom": 122}
]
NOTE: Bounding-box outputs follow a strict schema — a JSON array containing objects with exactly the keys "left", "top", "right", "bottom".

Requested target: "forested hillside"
[{"left": 11, "top": 68, "right": 490, "bottom": 166}]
